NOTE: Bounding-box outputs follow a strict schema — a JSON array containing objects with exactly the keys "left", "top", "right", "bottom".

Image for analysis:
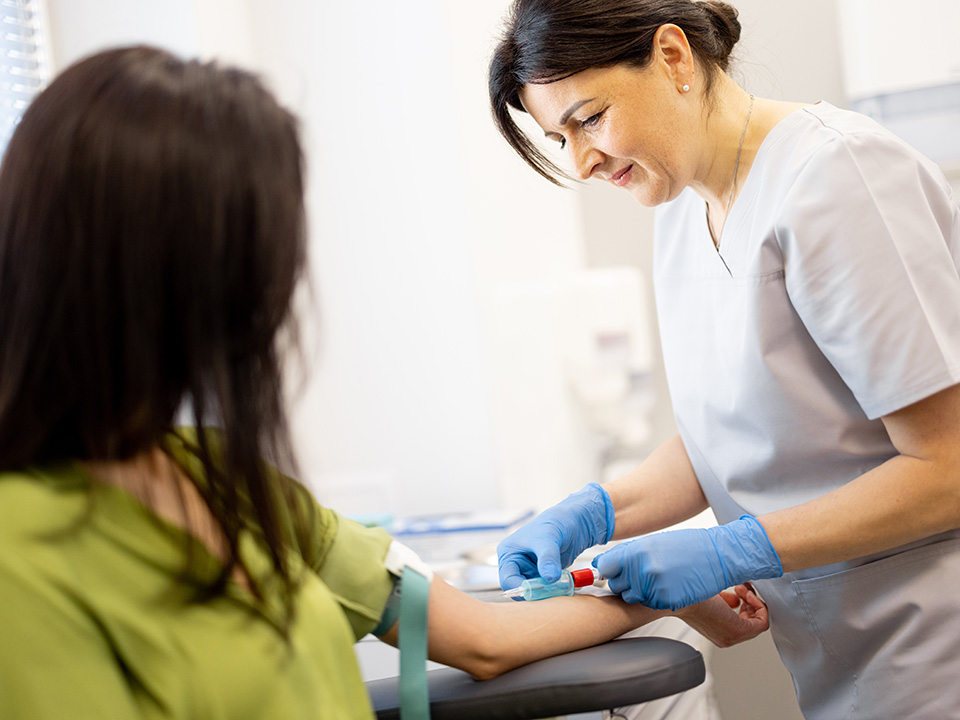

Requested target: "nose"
[{"left": 569, "top": 137, "right": 603, "bottom": 180}]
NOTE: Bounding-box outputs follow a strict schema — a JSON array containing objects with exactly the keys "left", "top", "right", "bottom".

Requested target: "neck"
[
  {"left": 82, "top": 446, "right": 174, "bottom": 498},
  {"left": 690, "top": 78, "right": 757, "bottom": 210}
]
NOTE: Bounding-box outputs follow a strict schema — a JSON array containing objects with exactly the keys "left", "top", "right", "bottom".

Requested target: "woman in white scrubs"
[{"left": 489, "top": 1, "right": 960, "bottom": 718}]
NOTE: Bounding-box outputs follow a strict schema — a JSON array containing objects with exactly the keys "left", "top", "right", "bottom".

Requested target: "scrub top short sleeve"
[
  {"left": 777, "top": 129, "right": 960, "bottom": 419},
  {"left": 654, "top": 103, "right": 960, "bottom": 522}
]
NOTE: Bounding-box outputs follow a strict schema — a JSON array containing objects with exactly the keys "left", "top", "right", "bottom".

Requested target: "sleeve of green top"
[
  {"left": 308, "top": 504, "right": 396, "bottom": 641},
  {"left": 168, "top": 429, "right": 397, "bottom": 641},
  {"left": 0, "top": 561, "right": 141, "bottom": 719}
]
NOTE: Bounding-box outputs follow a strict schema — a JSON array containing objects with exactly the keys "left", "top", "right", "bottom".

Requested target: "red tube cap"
[{"left": 570, "top": 568, "right": 600, "bottom": 587}]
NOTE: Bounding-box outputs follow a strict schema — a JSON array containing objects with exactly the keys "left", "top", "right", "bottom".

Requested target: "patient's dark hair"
[
  {"left": 489, "top": 0, "right": 741, "bottom": 183},
  {"left": 0, "top": 46, "right": 309, "bottom": 622}
]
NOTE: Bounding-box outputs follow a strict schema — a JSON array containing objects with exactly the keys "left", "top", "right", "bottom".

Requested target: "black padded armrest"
[{"left": 365, "top": 636, "right": 705, "bottom": 720}]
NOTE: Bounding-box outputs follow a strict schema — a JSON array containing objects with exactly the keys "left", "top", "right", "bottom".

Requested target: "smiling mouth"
[{"left": 611, "top": 164, "right": 634, "bottom": 186}]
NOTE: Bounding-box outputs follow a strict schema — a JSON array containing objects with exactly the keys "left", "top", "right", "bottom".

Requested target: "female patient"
[{"left": 0, "top": 46, "right": 765, "bottom": 718}]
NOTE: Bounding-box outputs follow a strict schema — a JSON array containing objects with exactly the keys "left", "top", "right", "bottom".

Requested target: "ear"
[{"left": 652, "top": 24, "right": 696, "bottom": 89}]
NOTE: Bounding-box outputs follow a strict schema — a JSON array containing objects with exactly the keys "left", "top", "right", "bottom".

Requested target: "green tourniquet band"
[
  {"left": 399, "top": 567, "right": 431, "bottom": 720},
  {"left": 372, "top": 578, "right": 402, "bottom": 637}
]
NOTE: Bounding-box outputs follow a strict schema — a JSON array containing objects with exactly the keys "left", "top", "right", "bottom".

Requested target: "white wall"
[
  {"left": 269, "top": 0, "right": 593, "bottom": 517},
  {"left": 43, "top": 0, "right": 593, "bottom": 518},
  {"left": 264, "top": 0, "right": 500, "bottom": 518},
  {"left": 44, "top": 0, "right": 199, "bottom": 67}
]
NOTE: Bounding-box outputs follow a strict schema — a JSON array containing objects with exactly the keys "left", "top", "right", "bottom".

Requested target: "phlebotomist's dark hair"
[
  {"left": 0, "top": 46, "right": 310, "bottom": 626},
  {"left": 489, "top": 0, "right": 742, "bottom": 184}
]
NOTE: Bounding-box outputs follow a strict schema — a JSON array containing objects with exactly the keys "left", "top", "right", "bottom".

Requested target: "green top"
[{"left": 0, "top": 430, "right": 395, "bottom": 719}]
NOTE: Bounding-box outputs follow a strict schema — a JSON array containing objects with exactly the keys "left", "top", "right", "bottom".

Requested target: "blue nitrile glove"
[
  {"left": 594, "top": 515, "right": 782, "bottom": 610},
  {"left": 497, "top": 482, "right": 616, "bottom": 590}
]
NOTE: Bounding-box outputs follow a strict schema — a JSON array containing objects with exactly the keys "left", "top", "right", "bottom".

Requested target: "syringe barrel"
[
  {"left": 511, "top": 567, "right": 603, "bottom": 601},
  {"left": 518, "top": 570, "right": 577, "bottom": 601}
]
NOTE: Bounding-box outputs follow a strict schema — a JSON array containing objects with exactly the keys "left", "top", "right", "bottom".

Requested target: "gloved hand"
[
  {"left": 594, "top": 515, "right": 782, "bottom": 610},
  {"left": 498, "top": 482, "right": 615, "bottom": 590}
]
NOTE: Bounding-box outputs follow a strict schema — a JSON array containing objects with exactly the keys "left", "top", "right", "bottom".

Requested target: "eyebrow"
[{"left": 558, "top": 98, "right": 595, "bottom": 126}]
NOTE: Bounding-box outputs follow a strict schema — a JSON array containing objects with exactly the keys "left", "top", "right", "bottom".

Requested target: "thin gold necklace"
[{"left": 710, "top": 93, "right": 755, "bottom": 249}]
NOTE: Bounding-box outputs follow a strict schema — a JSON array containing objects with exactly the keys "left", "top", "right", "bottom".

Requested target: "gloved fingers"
[
  {"left": 530, "top": 540, "right": 564, "bottom": 583},
  {"left": 610, "top": 578, "right": 647, "bottom": 605},
  {"left": 498, "top": 556, "right": 535, "bottom": 591},
  {"left": 496, "top": 527, "right": 548, "bottom": 586},
  {"left": 593, "top": 542, "right": 626, "bottom": 579},
  {"left": 592, "top": 525, "right": 781, "bottom": 611},
  {"left": 594, "top": 544, "right": 644, "bottom": 603},
  {"left": 495, "top": 483, "right": 616, "bottom": 590}
]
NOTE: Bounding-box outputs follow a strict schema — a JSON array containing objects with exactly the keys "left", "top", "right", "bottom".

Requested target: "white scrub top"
[{"left": 654, "top": 102, "right": 960, "bottom": 719}]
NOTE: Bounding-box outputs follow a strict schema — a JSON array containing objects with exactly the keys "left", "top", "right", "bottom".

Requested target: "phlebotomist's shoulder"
[
  {"left": 790, "top": 101, "right": 891, "bottom": 140},
  {"left": 779, "top": 101, "right": 927, "bottom": 169}
]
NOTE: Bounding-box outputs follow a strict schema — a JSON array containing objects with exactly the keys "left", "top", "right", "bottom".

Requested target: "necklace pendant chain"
[
  {"left": 727, "top": 94, "right": 755, "bottom": 214},
  {"left": 713, "top": 93, "right": 755, "bottom": 250}
]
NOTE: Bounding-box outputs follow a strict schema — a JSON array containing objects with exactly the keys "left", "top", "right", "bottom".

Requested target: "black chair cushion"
[{"left": 366, "top": 635, "right": 705, "bottom": 720}]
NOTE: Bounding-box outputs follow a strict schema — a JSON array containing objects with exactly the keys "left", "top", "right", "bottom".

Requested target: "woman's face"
[{"left": 519, "top": 62, "right": 702, "bottom": 207}]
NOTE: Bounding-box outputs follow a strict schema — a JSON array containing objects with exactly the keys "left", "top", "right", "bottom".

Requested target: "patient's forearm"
[
  {"left": 378, "top": 578, "right": 767, "bottom": 680},
  {"left": 419, "top": 578, "right": 668, "bottom": 680}
]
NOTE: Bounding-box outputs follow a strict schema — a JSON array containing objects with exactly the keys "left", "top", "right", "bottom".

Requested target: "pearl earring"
[{"left": 682, "top": 84, "right": 690, "bottom": 92}]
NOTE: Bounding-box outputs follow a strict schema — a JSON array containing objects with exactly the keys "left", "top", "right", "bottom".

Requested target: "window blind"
[{"left": 0, "top": 0, "right": 47, "bottom": 158}]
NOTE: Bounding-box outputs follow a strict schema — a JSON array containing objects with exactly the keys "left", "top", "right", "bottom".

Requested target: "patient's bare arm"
[{"left": 378, "top": 578, "right": 768, "bottom": 680}]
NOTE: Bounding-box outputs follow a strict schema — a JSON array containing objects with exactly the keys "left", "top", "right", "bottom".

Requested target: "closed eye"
[
  {"left": 544, "top": 132, "right": 567, "bottom": 150},
  {"left": 547, "top": 110, "right": 603, "bottom": 150},
  {"left": 580, "top": 111, "right": 604, "bottom": 129}
]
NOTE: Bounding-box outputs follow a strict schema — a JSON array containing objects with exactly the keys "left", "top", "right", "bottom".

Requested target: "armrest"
[{"left": 365, "top": 636, "right": 705, "bottom": 720}]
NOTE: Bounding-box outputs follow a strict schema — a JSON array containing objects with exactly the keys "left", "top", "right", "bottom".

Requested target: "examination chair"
[{"left": 365, "top": 635, "right": 705, "bottom": 719}]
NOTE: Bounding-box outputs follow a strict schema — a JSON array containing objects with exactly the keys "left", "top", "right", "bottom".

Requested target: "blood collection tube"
[{"left": 502, "top": 567, "right": 602, "bottom": 601}]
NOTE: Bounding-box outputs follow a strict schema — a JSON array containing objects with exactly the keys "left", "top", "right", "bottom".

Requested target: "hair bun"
[{"left": 699, "top": 0, "right": 741, "bottom": 66}]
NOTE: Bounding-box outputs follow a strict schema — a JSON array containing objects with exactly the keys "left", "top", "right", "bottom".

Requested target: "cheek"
[
  {"left": 610, "top": 129, "right": 679, "bottom": 177},
  {"left": 639, "top": 142, "right": 690, "bottom": 194},
  {"left": 603, "top": 129, "right": 649, "bottom": 162}
]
